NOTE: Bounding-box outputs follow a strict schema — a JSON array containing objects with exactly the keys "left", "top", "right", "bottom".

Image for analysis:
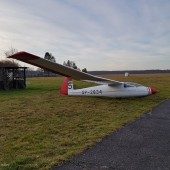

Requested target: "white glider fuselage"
[
  {"left": 69, "top": 85, "right": 150, "bottom": 97},
  {"left": 64, "top": 78, "right": 155, "bottom": 98}
]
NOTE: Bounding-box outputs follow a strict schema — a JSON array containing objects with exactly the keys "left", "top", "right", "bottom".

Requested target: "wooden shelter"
[{"left": 0, "top": 67, "right": 27, "bottom": 90}]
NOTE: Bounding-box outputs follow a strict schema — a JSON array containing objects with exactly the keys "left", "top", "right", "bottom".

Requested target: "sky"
[{"left": 0, "top": 0, "right": 170, "bottom": 71}]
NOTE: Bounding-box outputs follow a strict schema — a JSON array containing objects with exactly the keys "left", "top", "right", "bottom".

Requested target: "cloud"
[{"left": 0, "top": 0, "right": 170, "bottom": 70}]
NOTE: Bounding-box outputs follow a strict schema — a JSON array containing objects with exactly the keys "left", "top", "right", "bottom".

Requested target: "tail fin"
[{"left": 60, "top": 77, "right": 73, "bottom": 95}]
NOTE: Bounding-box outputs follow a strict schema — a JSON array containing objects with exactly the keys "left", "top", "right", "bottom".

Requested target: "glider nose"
[{"left": 150, "top": 87, "right": 157, "bottom": 95}]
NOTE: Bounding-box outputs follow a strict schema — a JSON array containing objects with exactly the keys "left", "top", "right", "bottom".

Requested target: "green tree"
[
  {"left": 44, "top": 52, "right": 56, "bottom": 63},
  {"left": 64, "top": 60, "right": 78, "bottom": 70},
  {"left": 44, "top": 52, "right": 56, "bottom": 76},
  {"left": 82, "top": 68, "right": 87, "bottom": 73}
]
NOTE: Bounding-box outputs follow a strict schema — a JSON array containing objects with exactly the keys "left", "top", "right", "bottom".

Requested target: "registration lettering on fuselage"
[{"left": 82, "top": 90, "right": 102, "bottom": 95}]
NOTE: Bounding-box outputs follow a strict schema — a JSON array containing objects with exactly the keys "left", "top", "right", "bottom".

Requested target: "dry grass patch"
[{"left": 0, "top": 74, "right": 170, "bottom": 169}]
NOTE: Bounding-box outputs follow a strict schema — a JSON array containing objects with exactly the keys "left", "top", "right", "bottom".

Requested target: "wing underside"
[{"left": 8, "top": 52, "right": 123, "bottom": 86}]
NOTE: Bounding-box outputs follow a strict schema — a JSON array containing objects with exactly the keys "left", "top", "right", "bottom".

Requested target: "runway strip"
[{"left": 53, "top": 100, "right": 170, "bottom": 170}]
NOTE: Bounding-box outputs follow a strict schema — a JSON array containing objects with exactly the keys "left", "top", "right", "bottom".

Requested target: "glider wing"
[{"left": 8, "top": 52, "right": 123, "bottom": 86}]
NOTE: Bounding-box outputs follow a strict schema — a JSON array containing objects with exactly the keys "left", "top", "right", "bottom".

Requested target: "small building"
[
  {"left": 125, "top": 72, "right": 129, "bottom": 77},
  {"left": 0, "top": 67, "right": 27, "bottom": 90}
]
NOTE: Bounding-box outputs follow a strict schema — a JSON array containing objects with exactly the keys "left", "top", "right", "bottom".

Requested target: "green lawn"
[{"left": 0, "top": 74, "right": 170, "bottom": 170}]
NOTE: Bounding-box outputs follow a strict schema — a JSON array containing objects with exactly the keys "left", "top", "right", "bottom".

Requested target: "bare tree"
[
  {"left": 3, "top": 47, "right": 19, "bottom": 67},
  {"left": 4, "top": 47, "right": 18, "bottom": 57}
]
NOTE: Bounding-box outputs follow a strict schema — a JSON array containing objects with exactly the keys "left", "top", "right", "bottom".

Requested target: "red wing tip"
[
  {"left": 8, "top": 51, "right": 40, "bottom": 61},
  {"left": 8, "top": 51, "right": 26, "bottom": 58}
]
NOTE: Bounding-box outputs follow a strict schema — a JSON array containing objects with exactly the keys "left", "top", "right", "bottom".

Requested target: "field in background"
[{"left": 0, "top": 74, "right": 170, "bottom": 170}]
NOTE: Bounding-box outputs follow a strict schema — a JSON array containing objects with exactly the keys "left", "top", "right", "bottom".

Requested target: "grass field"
[{"left": 0, "top": 74, "right": 170, "bottom": 170}]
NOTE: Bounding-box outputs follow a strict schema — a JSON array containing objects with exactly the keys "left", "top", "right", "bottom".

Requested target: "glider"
[{"left": 8, "top": 52, "right": 157, "bottom": 98}]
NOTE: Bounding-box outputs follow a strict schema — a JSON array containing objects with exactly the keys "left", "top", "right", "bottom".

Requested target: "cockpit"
[{"left": 124, "top": 82, "right": 142, "bottom": 88}]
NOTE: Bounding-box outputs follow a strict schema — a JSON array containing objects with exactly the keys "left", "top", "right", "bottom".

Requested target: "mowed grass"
[{"left": 0, "top": 74, "right": 170, "bottom": 170}]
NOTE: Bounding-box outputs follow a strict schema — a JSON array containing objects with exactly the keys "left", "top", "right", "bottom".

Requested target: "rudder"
[{"left": 60, "top": 77, "right": 73, "bottom": 95}]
